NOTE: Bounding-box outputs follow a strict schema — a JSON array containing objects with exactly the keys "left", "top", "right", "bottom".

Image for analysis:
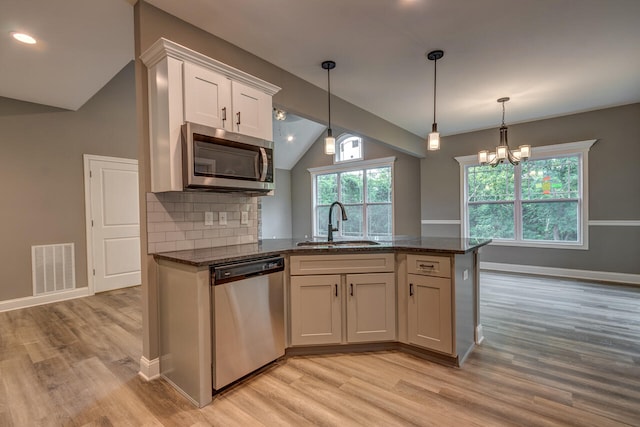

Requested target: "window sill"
[{"left": 487, "top": 239, "right": 588, "bottom": 250}]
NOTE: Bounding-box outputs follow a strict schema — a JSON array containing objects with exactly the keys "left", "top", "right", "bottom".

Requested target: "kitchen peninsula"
[{"left": 155, "top": 237, "right": 490, "bottom": 407}]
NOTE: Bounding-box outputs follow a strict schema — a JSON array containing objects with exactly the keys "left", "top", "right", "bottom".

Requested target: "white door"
[{"left": 85, "top": 155, "right": 141, "bottom": 293}]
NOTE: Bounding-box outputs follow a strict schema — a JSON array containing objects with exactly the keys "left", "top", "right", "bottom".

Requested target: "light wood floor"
[{"left": 1, "top": 272, "right": 639, "bottom": 426}]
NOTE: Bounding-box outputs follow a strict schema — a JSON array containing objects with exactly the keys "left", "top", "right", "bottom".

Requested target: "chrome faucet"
[{"left": 328, "top": 201, "right": 348, "bottom": 242}]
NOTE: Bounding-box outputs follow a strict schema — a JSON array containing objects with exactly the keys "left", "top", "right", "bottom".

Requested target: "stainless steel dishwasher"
[{"left": 211, "top": 256, "right": 285, "bottom": 391}]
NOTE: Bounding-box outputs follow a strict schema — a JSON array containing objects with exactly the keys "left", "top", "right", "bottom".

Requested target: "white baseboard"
[
  {"left": 0, "top": 287, "right": 90, "bottom": 313},
  {"left": 475, "top": 324, "right": 484, "bottom": 344},
  {"left": 139, "top": 356, "right": 160, "bottom": 381},
  {"left": 481, "top": 262, "right": 640, "bottom": 285}
]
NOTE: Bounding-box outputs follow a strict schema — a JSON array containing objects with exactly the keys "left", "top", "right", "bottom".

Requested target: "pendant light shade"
[
  {"left": 426, "top": 50, "right": 444, "bottom": 151},
  {"left": 322, "top": 60, "right": 336, "bottom": 155},
  {"left": 478, "top": 97, "right": 532, "bottom": 167}
]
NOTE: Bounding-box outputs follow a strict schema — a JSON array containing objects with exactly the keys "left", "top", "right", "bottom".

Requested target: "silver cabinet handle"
[
  {"left": 409, "top": 283, "right": 414, "bottom": 296},
  {"left": 236, "top": 111, "right": 241, "bottom": 127},
  {"left": 350, "top": 283, "right": 354, "bottom": 296},
  {"left": 222, "top": 107, "right": 227, "bottom": 124},
  {"left": 335, "top": 284, "right": 338, "bottom": 297}
]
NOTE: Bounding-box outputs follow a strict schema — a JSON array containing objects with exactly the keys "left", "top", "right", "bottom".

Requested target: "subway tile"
[
  {"left": 147, "top": 212, "right": 166, "bottom": 223},
  {"left": 166, "top": 231, "right": 186, "bottom": 241},
  {"left": 219, "top": 228, "right": 234, "bottom": 237},
  {"left": 155, "top": 241, "right": 177, "bottom": 253},
  {"left": 167, "top": 211, "right": 185, "bottom": 222},
  {"left": 176, "top": 240, "right": 195, "bottom": 251},
  {"left": 148, "top": 232, "right": 166, "bottom": 243},
  {"left": 185, "top": 212, "right": 204, "bottom": 222},
  {"left": 203, "top": 229, "right": 219, "bottom": 239},
  {"left": 160, "top": 202, "right": 176, "bottom": 212},
  {"left": 194, "top": 239, "right": 213, "bottom": 249},
  {"left": 193, "top": 203, "right": 211, "bottom": 212},
  {"left": 186, "top": 230, "right": 203, "bottom": 240},
  {"left": 155, "top": 222, "right": 177, "bottom": 232},
  {"left": 176, "top": 222, "right": 195, "bottom": 231}
]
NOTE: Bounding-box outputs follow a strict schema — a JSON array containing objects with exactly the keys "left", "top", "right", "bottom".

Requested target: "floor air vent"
[{"left": 32, "top": 243, "right": 76, "bottom": 296}]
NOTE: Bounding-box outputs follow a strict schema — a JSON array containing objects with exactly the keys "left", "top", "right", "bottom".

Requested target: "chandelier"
[{"left": 478, "top": 97, "right": 531, "bottom": 166}]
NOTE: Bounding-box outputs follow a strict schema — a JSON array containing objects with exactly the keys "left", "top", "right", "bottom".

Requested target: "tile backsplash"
[{"left": 146, "top": 192, "right": 258, "bottom": 254}]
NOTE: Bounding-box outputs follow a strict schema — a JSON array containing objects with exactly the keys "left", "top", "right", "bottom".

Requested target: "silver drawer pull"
[{"left": 419, "top": 263, "right": 435, "bottom": 269}]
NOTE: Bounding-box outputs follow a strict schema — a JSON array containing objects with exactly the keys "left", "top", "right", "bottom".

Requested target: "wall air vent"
[{"left": 31, "top": 243, "right": 76, "bottom": 296}]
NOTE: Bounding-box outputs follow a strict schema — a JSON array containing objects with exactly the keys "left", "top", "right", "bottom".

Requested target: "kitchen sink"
[{"left": 296, "top": 240, "right": 380, "bottom": 247}]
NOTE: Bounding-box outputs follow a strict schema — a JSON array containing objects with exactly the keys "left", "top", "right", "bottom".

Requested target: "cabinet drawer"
[
  {"left": 407, "top": 254, "right": 451, "bottom": 278},
  {"left": 290, "top": 253, "right": 394, "bottom": 275}
]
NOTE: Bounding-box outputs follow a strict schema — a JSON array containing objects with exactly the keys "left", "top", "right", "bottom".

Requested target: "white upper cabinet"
[
  {"left": 183, "top": 63, "right": 231, "bottom": 130},
  {"left": 230, "top": 81, "right": 272, "bottom": 139},
  {"left": 183, "top": 63, "right": 273, "bottom": 140},
  {"left": 140, "top": 38, "right": 280, "bottom": 192}
]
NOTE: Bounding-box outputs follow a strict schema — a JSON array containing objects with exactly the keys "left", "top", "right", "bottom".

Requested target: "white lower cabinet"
[
  {"left": 289, "top": 254, "right": 396, "bottom": 346},
  {"left": 407, "top": 254, "right": 453, "bottom": 355},
  {"left": 346, "top": 273, "right": 396, "bottom": 343},
  {"left": 290, "top": 274, "right": 342, "bottom": 346}
]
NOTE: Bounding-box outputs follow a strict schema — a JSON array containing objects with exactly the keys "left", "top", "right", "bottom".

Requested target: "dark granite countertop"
[{"left": 153, "top": 237, "right": 492, "bottom": 267}]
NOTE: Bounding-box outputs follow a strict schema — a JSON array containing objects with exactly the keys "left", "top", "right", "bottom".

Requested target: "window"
[
  {"left": 456, "top": 140, "right": 595, "bottom": 249},
  {"left": 309, "top": 157, "right": 395, "bottom": 239},
  {"left": 335, "top": 134, "right": 363, "bottom": 163}
]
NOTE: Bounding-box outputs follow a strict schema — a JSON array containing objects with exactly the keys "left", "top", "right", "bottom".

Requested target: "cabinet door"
[
  {"left": 290, "top": 275, "right": 342, "bottom": 346},
  {"left": 183, "top": 62, "right": 231, "bottom": 130},
  {"left": 407, "top": 274, "right": 452, "bottom": 354},
  {"left": 347, "top": 273, "right": 396, "bottom": 343},
  {"left": 231, "top": 80, "right": 272, "bottom": 140}
]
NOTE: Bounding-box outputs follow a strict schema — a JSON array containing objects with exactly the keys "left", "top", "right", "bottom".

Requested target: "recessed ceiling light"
[
  {"left": 287, "top": 135, "right": 294, "bottom": 142},
  {"left": 11, "top": 32, "right": 37, "bottom": 45}
]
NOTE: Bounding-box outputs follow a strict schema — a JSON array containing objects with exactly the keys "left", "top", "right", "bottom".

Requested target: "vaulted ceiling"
[{"left": 3, "top": 0, "right": 639, "bottom": 141}]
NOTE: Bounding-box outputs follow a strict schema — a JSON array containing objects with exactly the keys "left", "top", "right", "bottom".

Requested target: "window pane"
[
  {"left": 367, "top": 204, "right": 392, "bottom": 237},
  {"left": 336, "top": 136, "right": 363, "bottom": 162},
  {"left": 469, "top": 203, "right": 514, "bottom": 239},
  {"left": 341, "top": 171, "right": 363, "bottom": 204},
  {"left": 467, "top": 164, "right": 515, "bottom": 202},
  {"left": 316, "top": 206, "right": 329, "bottom": 236},
  {"left": 521, "top": 156, "right": 579, "bottom": 200},
  {"left": 316, "top": 174, "right": 337, "bottom": 205},
  {"left": 367, "top": 167, "right": 392, "bottom": 203},
  {"left": 342, "top": 205, "right": 363, "bottom": 237},
  {"left": 522, "top": 201, "right": 578, "bottom": 241}
]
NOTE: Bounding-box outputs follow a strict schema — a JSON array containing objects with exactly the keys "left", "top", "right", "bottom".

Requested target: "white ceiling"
[
  {"left": 1, "top": 0, "right": 133, "bottom": 110},
  {"left": 2, "top": 0, "right": 639, "bottom": 143}
]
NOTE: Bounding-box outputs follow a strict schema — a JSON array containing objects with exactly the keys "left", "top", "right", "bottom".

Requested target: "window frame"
[
  {"left": 309, "top": 156, "right": 396, "bottom": 239},
  {"left": 455, "top": 140, "right": 596, "bottom": 250}
]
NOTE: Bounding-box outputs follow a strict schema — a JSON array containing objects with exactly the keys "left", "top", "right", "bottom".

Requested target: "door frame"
[{"left": 83, "top": 154, "right": 139, "bottom": 295}]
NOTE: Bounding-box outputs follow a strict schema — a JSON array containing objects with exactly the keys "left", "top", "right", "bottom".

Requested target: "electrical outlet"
[
  {"left": 463, "top": 269, "right": 469, "bottom": 280},
  {"left": 241, "top": 211, "right": 249, "bottom": 225},
  {"left": 204, "top": 211, "right": 214, "bottom": 226},
  {"left": 219, "top": 212, "right": 227, "bottom": 226}
]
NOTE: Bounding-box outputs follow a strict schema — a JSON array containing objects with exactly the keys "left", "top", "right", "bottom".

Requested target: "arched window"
[{"left": 335, "top": 134, "right": 363, "bottom": 163}]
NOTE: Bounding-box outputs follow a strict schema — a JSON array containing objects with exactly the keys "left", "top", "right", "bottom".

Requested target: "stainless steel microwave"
[{"left": 181, "top": 122, "right": 275, "bottom": 193}]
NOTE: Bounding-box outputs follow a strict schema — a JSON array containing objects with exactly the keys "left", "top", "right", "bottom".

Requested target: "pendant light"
[
  {"left": 322, "top": 60, "right": 336, "bottom": 155},
  {"left": 426, "top": 50, "right": 444, "bottom": 151},
  {"left": 478, "top": 97, "right": 531, "bottom": 166}
]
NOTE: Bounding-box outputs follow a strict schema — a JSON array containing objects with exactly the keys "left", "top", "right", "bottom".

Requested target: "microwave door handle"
[{"left": 259, "top": 148, "right": 268, "bottom": 182}]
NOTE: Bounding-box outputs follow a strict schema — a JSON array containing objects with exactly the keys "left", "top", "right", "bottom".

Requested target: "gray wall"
[
  {"left": 0, "top": 62, "right": 137, "bottom": 301},
  {"left": 261, "top": 169, "right": 293, "bottom": 239},
  {"left": 421, "top": 103, "right": 640, "bottom": 275},
  {"left": 291, "top": 129, "right": 422, "bottom": 238}
]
